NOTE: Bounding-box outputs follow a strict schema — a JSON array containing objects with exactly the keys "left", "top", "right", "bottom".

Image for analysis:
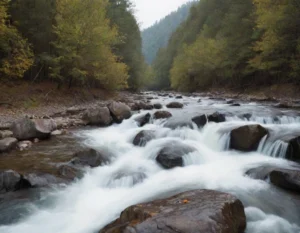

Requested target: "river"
[{"left": 0, "top": 93, "right": 300, "bottom": 233}]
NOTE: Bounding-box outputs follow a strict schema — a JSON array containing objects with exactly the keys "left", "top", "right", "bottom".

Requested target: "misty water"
[{"left": 1, "top": 93, "right": 300, "bottom": 233}]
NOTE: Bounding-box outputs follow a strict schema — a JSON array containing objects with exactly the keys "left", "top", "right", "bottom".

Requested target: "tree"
[
  {"left": 0, "top": 0, "right": 33, "bottom": 79},
  {"left": 10, "top": 0, "right": 56, "bottom": 81},
  {"left": 107, "top": 0, "right": 145, "bottom": 90},
  {"left": 50, "top": 0, "right": 128, "bottom": 89},
  {"left": 250, "top": 0, "right": 300, "bottom": 83}
]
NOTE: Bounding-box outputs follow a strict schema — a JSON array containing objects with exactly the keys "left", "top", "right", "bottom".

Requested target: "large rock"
[
  {"left": 192, "top": 115, "right": 207, "bottom": 128},
  {"left": 154, "top": 111, "right": 172, "bottom": 119},
  {"left": 82, "top": 107, "right": 112, "bottom": 126},
  {"left": 156, "top": 142, "right": 195, "bottom": 169},
  {"left": 133, "top": 130, "right": 155, "bottom": 147},
  {"left": 108, "top": 102, "right": 132, "bottom": 123},
  {"left": 100, "top": 189, "right": 246, "bottom": 233},
  {"left": 0, "top": 170, "right": 21, "bottom": 192},
  {"left": 230, "top": 125, "right": 268, "bottom": 152},
  {"left": 246, "top": 165, "right": 300, "bottom": 194},
  {"left": 135, "top": 113, "right": 151, "bottom": 127},
  {"left": 269, "top": 169, "right": 300, "bottom": 193},
  {"left": 0, "top": 137, "right": 18, "bottom": 153},
  {"left": 0, "top": 130, "right": 13, "bottom": 139},
  {"left": 11, "top": 118, "right": 56, "bottom": 140},
  {"left": 166, "top": 102, "right": 184, "bottom": 109},
  {"left": 72, "top": 148, "right": 109, "bottom": 168},
  {"left": 207, "top": 112, "right": 226, "bottom": 123}
]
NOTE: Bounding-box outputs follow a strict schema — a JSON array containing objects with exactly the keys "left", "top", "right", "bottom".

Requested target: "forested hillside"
[
  {"left": 142, "top": 1, "right": 195, "bottom": 64},
  {"left": 0, "top": 0, "right": 146, "bottom": 90},
  {"left": 152, "top": 0, "right": 300, "bottom": 91}
]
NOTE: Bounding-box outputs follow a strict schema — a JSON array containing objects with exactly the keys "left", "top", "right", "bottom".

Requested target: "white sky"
[{"left": 132, "top": 0, "right": 192, "bottom": 29}]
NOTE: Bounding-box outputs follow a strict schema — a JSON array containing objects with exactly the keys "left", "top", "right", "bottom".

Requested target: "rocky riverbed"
[{"left": 0, "top": 92, "right": 300, "bottom": 233}]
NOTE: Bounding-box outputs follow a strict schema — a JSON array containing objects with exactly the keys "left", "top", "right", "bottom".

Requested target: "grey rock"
[
  {"left": 0, "top": 137, "right": 18, "bottom": 152},
  {"left": 108, "top": 101, "right": 132, "bottom": 123},
  {"left": 82, "top": 107, "right": 112, "bottom": 126}
]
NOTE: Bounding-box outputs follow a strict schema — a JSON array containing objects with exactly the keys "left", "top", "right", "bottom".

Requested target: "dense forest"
[
  {"left": 0, "top": 0, "right": 146, "bottom": 90},
  {"left": 152, "top": 0, "right": 300, "bottom": 91},
  {"left": 1, "top": 0, "right": 300, "bottom": 93},
  {"left": 142, "top": 2, "right": 195, "bottom": 64}
]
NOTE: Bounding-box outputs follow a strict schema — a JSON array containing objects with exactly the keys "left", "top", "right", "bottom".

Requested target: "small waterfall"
[{"left": 258, "top": 135, "right": 289, "bottom": 158}]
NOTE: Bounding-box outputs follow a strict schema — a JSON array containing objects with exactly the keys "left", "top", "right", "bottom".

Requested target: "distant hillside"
[{"left": 141, "top": 1, "right": 195, "bottom": 64}]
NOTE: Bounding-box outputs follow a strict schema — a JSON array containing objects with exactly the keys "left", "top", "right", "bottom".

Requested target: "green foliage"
[
  {"left": 0, "top": 0, "right": 33, "bottom": 78},
  {"left": 50, "top": 0, "right": 128, "bottom": 90},
  {"left": 142, "top": 2, "right": 195, "bottom": 64},
  {"left": 153, "top": 0, "right": 300, "bottom": 91},
  {"left": 107, "top": 0, "right": 145, "bottom": 90},
  {"left": 1, "top": 0, "right": 145, "bottom": 91}
]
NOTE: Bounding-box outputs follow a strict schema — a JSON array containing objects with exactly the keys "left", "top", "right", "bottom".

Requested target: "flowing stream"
[{"left": 1, "top": 93, "right": 300, "bottom": 233}]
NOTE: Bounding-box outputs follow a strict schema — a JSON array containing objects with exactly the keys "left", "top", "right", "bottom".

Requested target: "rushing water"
[{"left": 1, "top": 93, "right": 300, "bottom": 233}]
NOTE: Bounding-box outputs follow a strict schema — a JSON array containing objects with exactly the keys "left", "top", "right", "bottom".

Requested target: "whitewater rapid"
[{"left": 1, "top": 94, "right": 300, "bottom": 233}]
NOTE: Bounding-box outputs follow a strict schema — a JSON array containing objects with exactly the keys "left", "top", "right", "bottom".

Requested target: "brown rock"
[
  {"left": 230, "top": 125, "right": 268, "bottom": 152},
  {"left": 154, "top": 111, "right": 172, "bottom": 119},
  {"left": 100, "top": 189, "right": 246, "bottom": 233}
]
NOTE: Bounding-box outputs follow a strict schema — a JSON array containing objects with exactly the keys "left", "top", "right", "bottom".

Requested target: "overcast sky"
[{"left": 132, "top": 0, "right": 192, "bottom": 30}]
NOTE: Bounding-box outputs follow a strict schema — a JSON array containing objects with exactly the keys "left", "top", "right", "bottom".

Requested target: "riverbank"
[{"left": 0, "top": 82, "right": 145, "bottom": 128}]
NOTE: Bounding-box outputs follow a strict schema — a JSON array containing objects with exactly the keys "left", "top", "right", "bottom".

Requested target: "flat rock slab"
[{"left": 100, "top": 189, "right": 246, "bottom": 233}]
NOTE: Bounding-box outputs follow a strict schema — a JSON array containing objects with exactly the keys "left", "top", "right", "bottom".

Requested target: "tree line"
[
  {"left": 0, "top": 0, "right": 147, "bottom": 90},
  {"left": 151, "top": 0, "right": 300, "bottom": 91}
]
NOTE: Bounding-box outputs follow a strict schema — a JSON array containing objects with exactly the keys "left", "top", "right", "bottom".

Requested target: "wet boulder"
[
  {"left": 0, "top": 137, "right": 18, "bottom": 153},
  {"left": 135, "top": 113, "right": 151, "bottom": 127},
  {"left": 175, "top": 95, "right": 183, "bottom": 99},
  {"left": 0, "top": 170, "right": 21, "bottom": 192},
  {"left": 0, "top": 130, "right": 13, "bottom": 139},
  {"left": 133, "top": 130, "right": 155, "bottom": 147},
  {"left": 285, "top": 136, "right": 300, "bottom": 161},
  {"left": 11, "top": 118, "right": 56, "bottom": 140},
  {"left": 230, "top": 124, "right": 268, "bottom": 152},
  {"left": 192, "top": 114, "right": 207, "bottom": 128},
  {"left": 153, "top": 103, "right": 162, "bottom": 109},
  {"left": 82, "top": 107, "right": 112, "bottom": 126},
  {"left": 208, "top": 112, "right": 226, "bottom": 123},
  {"left": 108, "top": 101, "right": 131, "bottom": 123},
  {"left": 100, "top": 189, "right": 246, "bottom": 233},
  {"left": 192, "top": 112, "right": 226, "bottom": 128},
  {"left": 156, "top": 142, "right": 195, "bottom": 169},
  {"left": 269, "top": 169, "right": 300, "bottom": 193},
  {"left": 246, "top": 165, "right": 300, "bottom": 194},
  {"left": 154, "top": 111, "right": 172, "bottom": 119},
  {"left": 72, "top": 148, "right": 109, "bottom": 168},
  {"left": 166, "top": 102, "right": 184, "bottom": 109}
]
